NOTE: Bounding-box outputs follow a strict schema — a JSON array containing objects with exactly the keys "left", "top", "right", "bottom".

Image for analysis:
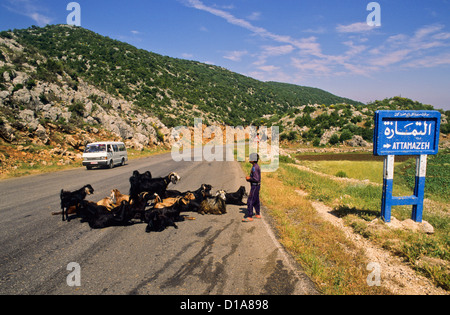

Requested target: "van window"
[
  {"left": 119, "top": 144, "right": 126, "bottom": 152},
  {"left": 85, "top": 144, "right": 106, "bottom": 153},
  {"left": 113, "top": 145, "right": 118, "bottom": 152}
]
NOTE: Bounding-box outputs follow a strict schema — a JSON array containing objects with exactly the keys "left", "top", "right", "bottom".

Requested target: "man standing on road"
[{"left": 243, "top": 153, "right": 261, "bottom": 222}]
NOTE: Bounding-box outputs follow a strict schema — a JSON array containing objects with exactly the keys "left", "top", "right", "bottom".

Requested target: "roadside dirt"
[
  {"left": 306, "top": 195, "right": 447, "bottom": 295},
  {"left": 291, "top": 161, "right": 448, "bottom": 295}
]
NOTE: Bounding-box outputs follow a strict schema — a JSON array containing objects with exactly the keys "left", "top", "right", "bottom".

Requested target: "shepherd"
[{"left": 243, "top": 153, "right": 261, "bottom": 222}]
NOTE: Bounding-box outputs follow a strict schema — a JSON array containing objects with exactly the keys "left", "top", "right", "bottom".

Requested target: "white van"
[{"left": 82, "top": 142, "right": 128, "bottom": 170}]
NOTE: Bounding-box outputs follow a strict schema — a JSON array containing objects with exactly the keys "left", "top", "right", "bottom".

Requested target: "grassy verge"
[
  {"left": 299, "top": 160, "right": 385, "bottom": 183},
  {"left": 241, "top": 162, "right": 390, "bottom": 295},
  {"left": 396, "top": 150, "right": 450, "bottom": 204},
  {"left": 271, "top": 153, "right": 449, "bottom": 291}
]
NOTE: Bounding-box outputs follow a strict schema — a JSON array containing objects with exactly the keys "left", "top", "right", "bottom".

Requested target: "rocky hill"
[{"left": 0, "top": 25, "right": 448, "bottom": 177}]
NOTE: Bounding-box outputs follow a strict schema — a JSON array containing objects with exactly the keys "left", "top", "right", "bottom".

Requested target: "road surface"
[{"left": 0, "top": 151, "right": 318, "bottom": 295}]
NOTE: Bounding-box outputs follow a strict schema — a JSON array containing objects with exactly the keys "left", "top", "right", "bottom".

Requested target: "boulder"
[
  {"left": 13, "top": 88, "right": 31, "bottom": 104},
  {"left": 41, "top": 104, "right": 63, "bottom": 121},
  {"left": 0, "top": 121, "right": 16, "bottom": 142},
  {"left": 133, "top": 133, "right": 150, "bottom": 146},
  {"left": 348, "top": 135, "right": 369, "bottom": 147},
  {"left": 385, "top": 217, "right": 435, "bottom": 234},
  {"left": 35, "top": 124, "right": 49, "bottom": 144}
]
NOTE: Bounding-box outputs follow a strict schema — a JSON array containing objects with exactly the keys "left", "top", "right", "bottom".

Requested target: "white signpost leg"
[
  {"left": 381, "top": 154, "right": 428, "bottom": 223},
  {"left": 381, "top": 155, "right": 395, "bottom": 223},
  {"left": 412, "top": 155, "right": 427, "bottom": 223}
]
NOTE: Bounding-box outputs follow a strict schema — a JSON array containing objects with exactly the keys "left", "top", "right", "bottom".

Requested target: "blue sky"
[{"left": 1, "top": 0, "right": 450, "bottom": 111}]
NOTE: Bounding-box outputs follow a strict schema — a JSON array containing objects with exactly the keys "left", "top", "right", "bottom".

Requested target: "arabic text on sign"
[{"left": 384, "top": 121, "right": 433, "bottom": 140}]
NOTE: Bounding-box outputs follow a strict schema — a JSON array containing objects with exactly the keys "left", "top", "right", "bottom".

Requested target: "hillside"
[
  {"left": 1, "top": 25, "right": 449, "bottom": 177},
  {"left": 276, "top": 97, "right": 449, "bottom": 148},
  {"left": 3, "top": 25, "right": 361, "bottom": 127}
]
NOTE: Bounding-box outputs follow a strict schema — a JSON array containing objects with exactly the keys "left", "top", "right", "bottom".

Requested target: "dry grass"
[
  {"left": 300, "top": 160, "right": 385, "bottom": 183},
  {"left": 275, "top": 162, "right": 449, "bottom": 292},
  {"left": 247, "top": 165, "right": 390, "bottom": 295}
]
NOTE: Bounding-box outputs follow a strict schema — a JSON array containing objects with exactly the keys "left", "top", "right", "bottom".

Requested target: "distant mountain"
[
  {"left": 1, "top": 24, "right": 447, "bottom": 163},
  {"left": 5, "top": 24, "right": 362, "bottom": 127}
]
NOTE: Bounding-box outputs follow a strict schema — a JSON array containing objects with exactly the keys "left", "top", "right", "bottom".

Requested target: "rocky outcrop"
[
  {"left": 0, "top": 120, "right": 16, "bottom": 142},
  {"left": 347, "top": 135, "right": 369, "bottom": 147},
  {"left": 0, "top": 34, "right": 170, "bottom": 152}
]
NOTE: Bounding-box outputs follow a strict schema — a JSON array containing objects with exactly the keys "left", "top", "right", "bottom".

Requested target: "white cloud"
[
  {"left": 433, "top": 32, "right": 450, "bottom": 40},
  {"left": 29, "top": 12, "right": 51, "bottom": 26},
  {"left": 291, "top": 57, "right": 332, "bottom": 76},
  {"left": 182, "top": 0, "right": 450, "bottom": 83},
  {"left": 336, "top": 22, "right": 374, "bottom": 33},
  {"left": 247, "top": 12, "right": 261, "bottom": 21},
  {"left": 181, "top": 53, "right": 194, "bottom": 59},
  {"left": 252, "top": 45, "right": 295, "bottom": 67},
  {"left": 414, "top": 24, "right": 444, "bottom": 39},
  {"left": 369, "top": 49, "right": 411, "bottom": 67},
  {"left": 4, "top": 0, "right": 53, "bottom": 26},
  {"left": 292, "top": 37, "right": 323, "bottom": 57},
  {"left": 342, "top": 41, "right": 368, "bottom": 57},
  {"left": 303, "top": 27, "right": 327, "bottom": 34},
  {"left": 404, "top": 53, "right": 450, "bottom": 68},
  {"left": 183, "top": 0, "right": 323, "bottom": 57},
  {"left": 368, "top": 24, "right": 450, "bottom": 70},
  {"left": 223, "top": 50, "right": 248, "bottom": 62},
  {"left": 258, "top": 65, "right": 280, "bottom": 72},
  {"left": 262, "top": 45, "right": 295, "bottom": 56}
]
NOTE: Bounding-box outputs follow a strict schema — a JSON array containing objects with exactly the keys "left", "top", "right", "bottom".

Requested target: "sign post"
[{"left": 374, "top": 111, "right": 441, "bottom": 223}]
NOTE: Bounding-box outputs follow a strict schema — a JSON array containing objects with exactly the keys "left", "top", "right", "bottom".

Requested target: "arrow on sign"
[{"left": 383, "top": 144, "right": 392, "bottom": 149}]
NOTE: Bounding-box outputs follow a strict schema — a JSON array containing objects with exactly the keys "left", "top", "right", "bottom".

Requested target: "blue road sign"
[
  {"left": 374, "top": 111, "right": 441, "bottom": 156},
  {"left": 374, "top": 110, "right": 442, "bottom": 223}
]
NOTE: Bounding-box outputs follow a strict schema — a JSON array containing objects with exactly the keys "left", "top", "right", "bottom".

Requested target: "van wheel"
[
  {"left": 86, "top": 166, "right": 93, "bottom": 170},
  {"left": 109, "top": 160, "right": 114, "bottom": 169},
  {"left": 120, "top": 158, "right": 125, "bottom": 166}
]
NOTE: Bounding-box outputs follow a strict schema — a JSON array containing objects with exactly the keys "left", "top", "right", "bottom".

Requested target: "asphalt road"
[{"left": 0, "top": 151, "right": 318, "bottom": 295}]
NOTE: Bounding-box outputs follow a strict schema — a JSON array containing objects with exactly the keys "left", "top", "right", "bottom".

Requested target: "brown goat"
[
  {"left": 97, "top": 197, "right": 115, "bottom": 211},
  {"left": 153, "top": 193, "right": 195, "bottom": 209},
  {"left": 111, "top": 189, "right": 130, "bottom": 206}
]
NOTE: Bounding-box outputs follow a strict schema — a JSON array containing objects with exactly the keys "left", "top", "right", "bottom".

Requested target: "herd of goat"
[{"left": 55, "top": 171, "right": 247, "bottom": 233}]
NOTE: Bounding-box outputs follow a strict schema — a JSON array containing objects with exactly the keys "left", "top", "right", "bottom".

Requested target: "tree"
[
  {"left": 340, "top": 129, "right": 353, "bottom": 142},
  {"left": 329, "top": 134, "right": 340, "bottom": 145}
]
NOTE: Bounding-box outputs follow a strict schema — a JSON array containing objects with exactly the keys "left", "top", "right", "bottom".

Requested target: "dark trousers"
[{"left": 246, "top": 185, "right": 260, "bottom": 218}]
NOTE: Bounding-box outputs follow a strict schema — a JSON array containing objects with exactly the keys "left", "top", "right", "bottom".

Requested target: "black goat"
[
  {"left": 130, "top": 192, "right": 159, "bottom": 222},
  {"left": 166, "top": 184, "right": 213, "bottom": 212},
  {"left": 225, "top": 186, "right": 247, "bottom": 205},
  {"left": 60, "top": 185, "right": 94, "bottom": 222},
  {"left": 145, "top": 195, "right": 192, "bottom": 233},
  {"left": 130, "top": 172, "right": 180, "bottom": 203},
  {"left": 131, "top": 170, "right": 152, "bottom": 183},
  {"left": 129, "top": 171, "right": 152, "bottom": 199},
  {"left": 199, "top": 190, "right": 227, "bottom": 215},
  {"left": 78, "top": 200, "right": 135, "bottom": 230}
]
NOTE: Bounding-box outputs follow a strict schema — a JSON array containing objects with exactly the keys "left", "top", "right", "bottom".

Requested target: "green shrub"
[
  {"left": 335, "top": 171, "right": 348, "bottom": 178},
  {"left": 339, "top": 129, "right": 353, "bottom": 142},
  {"left": 329, "top": 134, "right": 339, "bottom": 145}
]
